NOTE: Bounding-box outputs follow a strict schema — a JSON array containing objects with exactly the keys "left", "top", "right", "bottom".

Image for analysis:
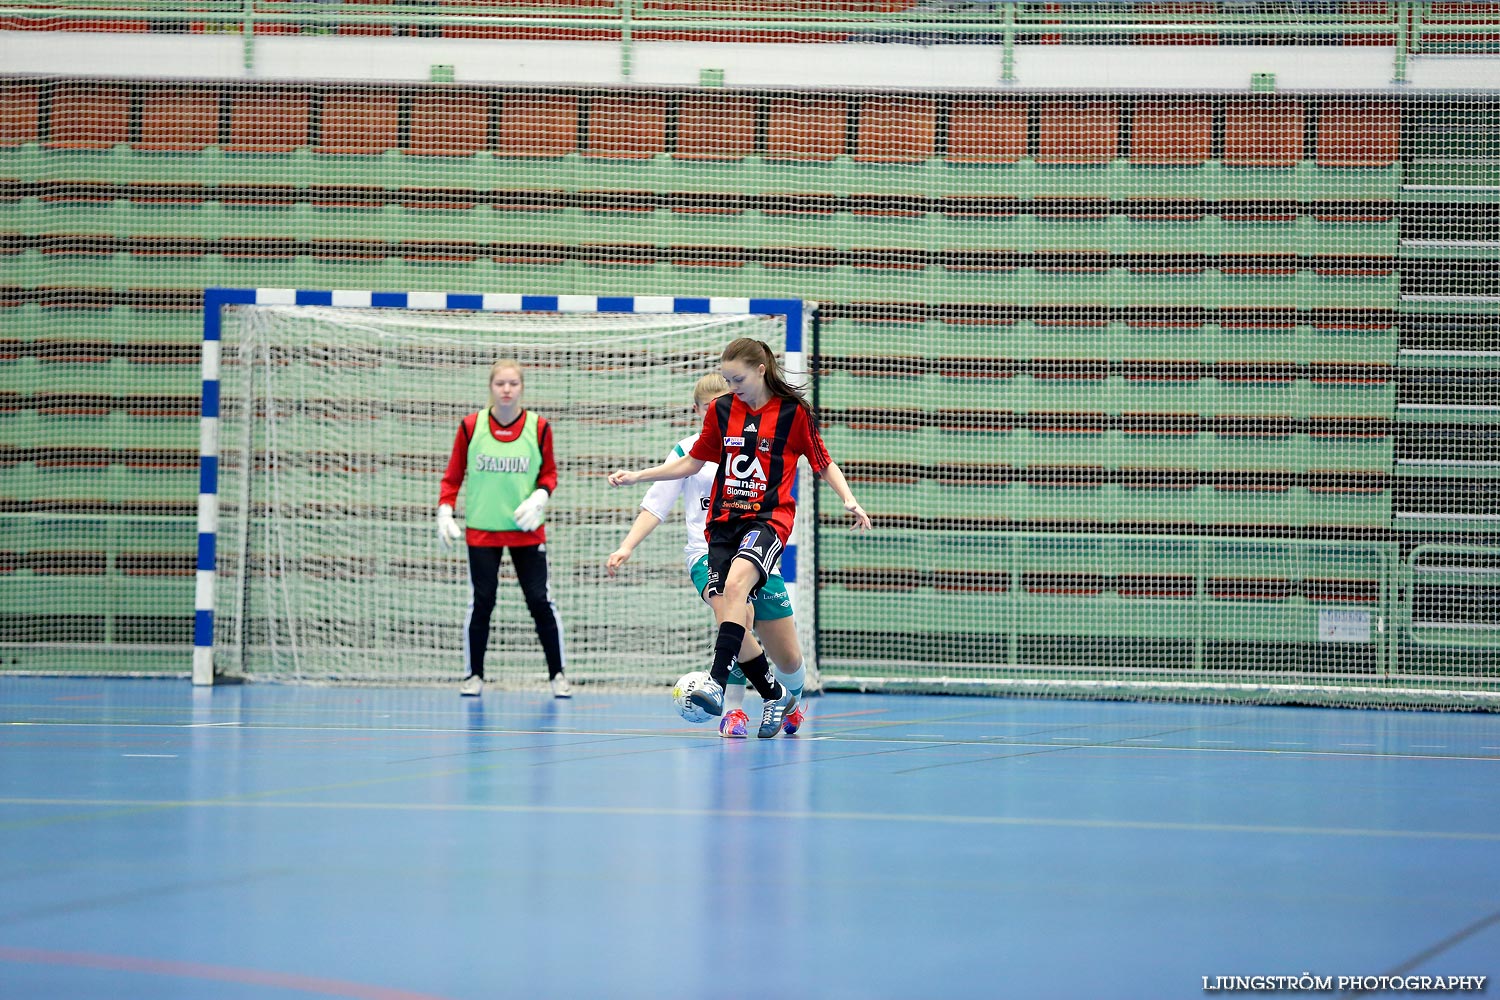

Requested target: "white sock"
[
  {"left": 725, "top": 679, "right": 748, "bottom": 711},
  {"left": 774, "top": 662, "right": 805, "bottom": 699}
]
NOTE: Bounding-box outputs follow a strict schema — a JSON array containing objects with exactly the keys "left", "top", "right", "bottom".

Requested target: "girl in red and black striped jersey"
[
  {"left": 610, "top": 338, "right": 870, "bottom": 738},
  {"left": 438, "top": 360, "right": 570, "bottom": 699}
]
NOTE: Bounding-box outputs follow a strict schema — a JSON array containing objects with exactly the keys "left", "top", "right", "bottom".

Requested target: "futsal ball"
[{"left": 672, "top": 670, "right": 713, "bottom": 724}]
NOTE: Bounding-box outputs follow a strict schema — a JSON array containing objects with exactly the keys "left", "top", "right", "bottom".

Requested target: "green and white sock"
[{"left": 775, "top": 662, "right": 806, "bottom": 700}]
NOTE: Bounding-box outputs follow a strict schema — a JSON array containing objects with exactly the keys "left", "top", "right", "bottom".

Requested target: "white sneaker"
[
  {"left": 688, "top": 677, "right": 725, "bottom": 717},
  {"left": 459, "top": 674, "right": 483, "bottom": 697},
  {"left": 550, "top": 674, "right": 573, "bottom": 699}
]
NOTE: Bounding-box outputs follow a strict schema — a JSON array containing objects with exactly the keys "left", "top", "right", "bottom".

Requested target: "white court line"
[
  {"left": 11, "top": 721, "right": 1500, "bottom": 763},
  {"left": 1269, "top": 742, "right": 1309, "bottom": 746},
  {"left": 185, "top": 722, "right": 241, "bottom": 728},
  {"left": 122, "top": 754, "right": 177, "bottom": 758}
]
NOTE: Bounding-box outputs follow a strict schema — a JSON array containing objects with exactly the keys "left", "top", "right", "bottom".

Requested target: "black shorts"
[{"left": 703, "top": 520, "right": 783, "bottom": 600}]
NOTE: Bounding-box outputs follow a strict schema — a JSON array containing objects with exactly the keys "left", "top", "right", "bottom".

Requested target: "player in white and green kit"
[{"left": 606, "top": 374, "right": 807, "bottom": 737}]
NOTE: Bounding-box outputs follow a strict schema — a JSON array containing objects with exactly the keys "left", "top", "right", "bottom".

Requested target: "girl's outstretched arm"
[
  {"left": 608, "top": 454, "right": 705, "bottom": 488},
  {"left": 606, "top": 508, "right": 663, "bottom": 576},
  {"left": 818, "top": 461, "right": 872, "bottom": 530}
]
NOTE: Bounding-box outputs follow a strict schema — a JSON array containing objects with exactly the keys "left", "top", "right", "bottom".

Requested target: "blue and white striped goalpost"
[{"left": 193, "top": 288, "right": 812, "bottom": 686}]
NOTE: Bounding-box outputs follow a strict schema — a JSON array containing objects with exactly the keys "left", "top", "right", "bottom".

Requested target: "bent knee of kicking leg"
[{"left": 724, "top": 559, "right": 759, "bottom": 600}]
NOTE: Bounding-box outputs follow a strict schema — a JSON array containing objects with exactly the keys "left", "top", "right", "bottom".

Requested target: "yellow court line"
[
  {"left": 3, "top": 797, "right": 1500, "bottom": 843},
  {"left": 0, "top": 733, "right": 649, "bottom": 832}
]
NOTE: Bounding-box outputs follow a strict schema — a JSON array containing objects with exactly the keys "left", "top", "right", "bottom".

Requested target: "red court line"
[
  {"left": 812, "top": 708, "right": 891, "bottom": 721},
  {"left": 0, "top": 947, "right": 452, "bottom": 1000}
]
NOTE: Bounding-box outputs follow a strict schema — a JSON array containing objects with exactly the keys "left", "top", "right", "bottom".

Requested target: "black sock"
[
  {"left": 737, "top": 651, "right": 780, "bottom": 700},
  {"left": 710, "top": 622, "right": 745, "bottom": 689}
]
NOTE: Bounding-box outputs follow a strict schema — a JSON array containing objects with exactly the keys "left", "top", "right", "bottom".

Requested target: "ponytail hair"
[{"left": 720, "top": 338, "right": 813, "bottom": 418}]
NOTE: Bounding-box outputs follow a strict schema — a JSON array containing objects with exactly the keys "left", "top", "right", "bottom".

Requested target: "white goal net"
[{"left": 209, "top": 301, "right": 812, "bottom": 687}]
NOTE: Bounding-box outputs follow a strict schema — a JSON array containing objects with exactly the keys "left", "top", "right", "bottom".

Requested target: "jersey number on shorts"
[{"left": 738, "top": 530, "right": 761, "bottom": 551}]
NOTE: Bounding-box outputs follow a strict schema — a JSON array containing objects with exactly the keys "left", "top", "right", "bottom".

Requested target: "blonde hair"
[
  {"left": 693, "top": 372, "right": 729, "bottom": 406},
  {"left": 489, "top": 358, "right": 523, "bottom": 383}
]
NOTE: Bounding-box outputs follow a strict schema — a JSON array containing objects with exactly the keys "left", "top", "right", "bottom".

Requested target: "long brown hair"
[{"left": 720, "top": 338, "right": 812, "bottom": 418}]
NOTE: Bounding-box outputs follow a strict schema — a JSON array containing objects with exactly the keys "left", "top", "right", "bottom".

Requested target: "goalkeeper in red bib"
[
  {"left": 610, "top": 338, "right": 871, "bottom": 738},
  {"left": 438, "top": 359, "right": 570, "bottom": 699}
]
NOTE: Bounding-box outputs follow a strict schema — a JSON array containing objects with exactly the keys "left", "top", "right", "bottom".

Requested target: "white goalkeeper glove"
[
  {"left": 513, "top": 488, "right": 549, "bottom": 532},
  {"left": 437, "top": 504, "right": 463, "bottom": 549}
]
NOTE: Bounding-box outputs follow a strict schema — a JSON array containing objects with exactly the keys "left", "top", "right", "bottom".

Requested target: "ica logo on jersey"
[
  {"left": 723, "top": 451, "right": 767, "bottom": 501},
  {"left": 728, "top": 453, "right": 766, "bottom": 482}
]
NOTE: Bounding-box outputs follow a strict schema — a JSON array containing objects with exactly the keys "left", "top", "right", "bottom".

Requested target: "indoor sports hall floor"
[{"left": 1, "top": 677, "right": 1497, "bottom": 1000}]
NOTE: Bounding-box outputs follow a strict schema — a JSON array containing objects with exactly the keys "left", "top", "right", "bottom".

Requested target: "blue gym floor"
[{"left": 2, "top": 678, "right": 1498, "bottom": 1000}]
